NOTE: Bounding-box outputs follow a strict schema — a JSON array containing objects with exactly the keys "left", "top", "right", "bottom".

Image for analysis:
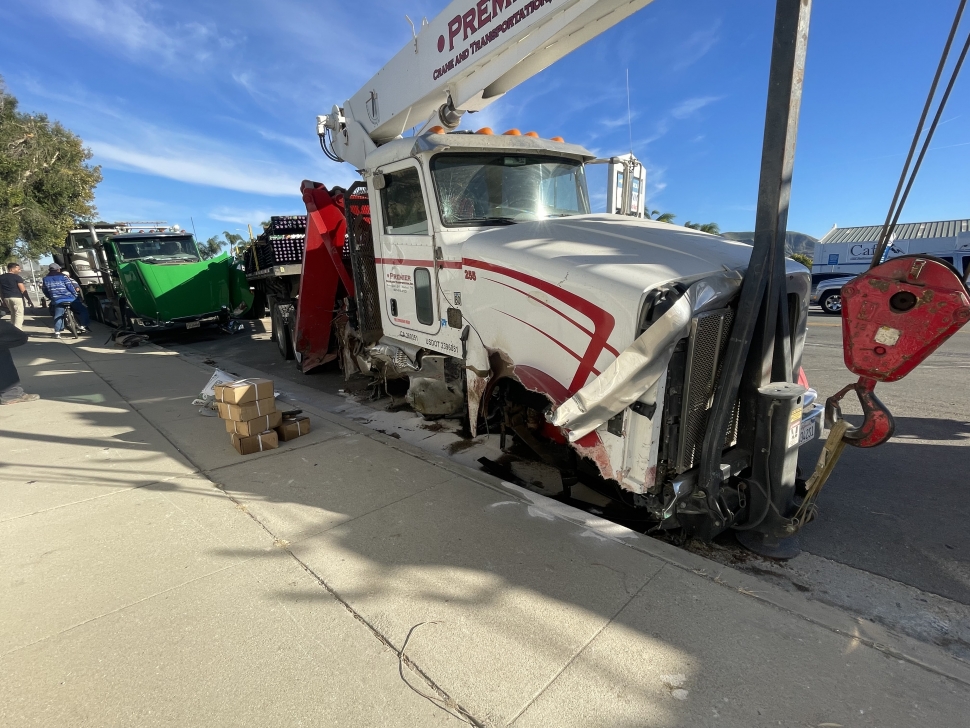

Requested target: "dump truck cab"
[
  {"left": 96, "top": 230, "right": 251, "bottom": 332},
  {"left": 60, "top": 224, "right": 121, "bottom": 314}
]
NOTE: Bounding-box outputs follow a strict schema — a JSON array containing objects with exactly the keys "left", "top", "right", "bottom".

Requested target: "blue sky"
[{"left": 1, "top": 0, "right": 967, "bottom": 244}]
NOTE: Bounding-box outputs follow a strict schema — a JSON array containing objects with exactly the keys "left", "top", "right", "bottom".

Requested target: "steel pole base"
[{"left": 735, "top": 530, "right": 801, "bottom": 560}]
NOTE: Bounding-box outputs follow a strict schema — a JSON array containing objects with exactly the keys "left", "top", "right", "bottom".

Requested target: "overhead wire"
[{"left": 872, "top": 0, "right": 969, "bottom": 268}]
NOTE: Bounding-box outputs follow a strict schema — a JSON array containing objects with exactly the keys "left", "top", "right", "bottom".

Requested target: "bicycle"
[{"left": 54, "top": 302, "right": 80, "bottom": 339}]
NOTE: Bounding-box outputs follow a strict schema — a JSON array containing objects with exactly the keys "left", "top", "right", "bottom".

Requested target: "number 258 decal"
[{"left": 464, "top": 270, "right": 477, "bottom": 281}]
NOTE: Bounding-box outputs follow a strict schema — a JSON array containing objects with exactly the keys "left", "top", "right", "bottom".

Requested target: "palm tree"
[
  {"left": 201, "top": 231, "right": 246, "bottom": 259},
  {"left": 647, "top": 209, "right": 676, "bottom": 223},
  {"left": 684, "top": 221, "right": 721, "bottom": 235}
]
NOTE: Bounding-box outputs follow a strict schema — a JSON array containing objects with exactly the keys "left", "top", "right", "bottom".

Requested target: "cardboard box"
[
  {"left": 276, "top": 415, "right": 311, "bottom": 441},
  {"left": 218, "top": 397, "right": 276, "bottom": 422},
  {"left": 230, "top": 430, "right": 279, "bottom": 455},
  {"left": 225, "top": 411, "right": 283, "bottom": 437},
  {"left": 215, "top": 378, "right": 274, "bottom": 405}
]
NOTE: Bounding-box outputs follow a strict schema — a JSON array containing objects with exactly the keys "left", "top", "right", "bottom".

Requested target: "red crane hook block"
[
  {"left": 826, "top": 255, "right": 970, "bottom": 448},
  {"left": 841, "top": 254, "right": 970, "bottom": 382}
]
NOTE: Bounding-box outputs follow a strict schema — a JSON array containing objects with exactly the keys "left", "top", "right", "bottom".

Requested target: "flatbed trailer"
[{"left": 243, "top": 216, "right": 314, "bottom": 364}]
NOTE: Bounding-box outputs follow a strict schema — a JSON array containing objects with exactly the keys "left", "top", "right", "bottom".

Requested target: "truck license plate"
[
  {"left": 798, "top": 419, "right": 815, "bottom": 445},
  {"left": 186, "top": 321, "right": 201, "bottom": 329}
]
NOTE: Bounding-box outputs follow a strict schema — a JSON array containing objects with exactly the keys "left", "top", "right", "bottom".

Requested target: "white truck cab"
[{"left": 310, "top": 0, "right": 822, "bottom": 545}]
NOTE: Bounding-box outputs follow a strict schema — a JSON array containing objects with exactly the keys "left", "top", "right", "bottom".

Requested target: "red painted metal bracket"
[{"left": 295, "top": 181, "right": 356, "bottom": 372}]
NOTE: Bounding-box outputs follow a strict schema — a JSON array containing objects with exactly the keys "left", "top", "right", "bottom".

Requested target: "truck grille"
[{"left": 676, "top": 308, "right": 738, "bottom": 472}]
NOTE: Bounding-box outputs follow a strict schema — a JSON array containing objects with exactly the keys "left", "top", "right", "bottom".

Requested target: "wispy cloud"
[
  {"left": 633, "top": 118, "right": 671, "bottom": 147},
  {"left": 599, "top": 111, "right": 640, "bottom": 131},
  {"left": 631, "top": 96, "right": 724, "bottom": 149},
  {"left": 17, "top": 75, "right": 352, "bottom": 196},
  {"left": 673, "top": 21, "right": 721, "bottom": 71},
  {"left": 90, "top": 141, "right": 303, "bottom": 196},
  {"left": 209, "top": 207, "right": 274, "bottom": 226},
  {"left": 671, "top": 96, "right": 724, "bottom": 120},
  {"left": 35, "top": 0, "right": 240, "bottom": 68}
]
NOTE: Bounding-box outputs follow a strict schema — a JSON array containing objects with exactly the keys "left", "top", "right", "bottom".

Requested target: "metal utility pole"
[{"left": 696, "top": 0, "right": 812, "bottom": 555}]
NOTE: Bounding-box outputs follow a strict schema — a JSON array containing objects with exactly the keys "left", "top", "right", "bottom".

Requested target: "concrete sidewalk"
[{"left": 2, "top": 316, "right": 969, "bottom": 728}]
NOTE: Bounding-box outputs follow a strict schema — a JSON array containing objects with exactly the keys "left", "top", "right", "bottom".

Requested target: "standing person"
[
  {"left": 0, "top": 318, "right": 39, "bottom": 405},
  {"left": 0, "top": 262, "right": 34, "bottom": 330},
  {"left": 41, "top": 264, "right": 90, "bottom": 338}
]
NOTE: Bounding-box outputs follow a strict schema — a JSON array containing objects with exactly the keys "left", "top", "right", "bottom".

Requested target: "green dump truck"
[{"left": 59, "top": 223, "right": 252, "bottom": 333}]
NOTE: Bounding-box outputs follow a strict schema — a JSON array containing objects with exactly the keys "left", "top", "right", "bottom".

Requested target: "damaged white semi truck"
[{"left": 288, "top": 0, "right": 827, "bottom": 555}]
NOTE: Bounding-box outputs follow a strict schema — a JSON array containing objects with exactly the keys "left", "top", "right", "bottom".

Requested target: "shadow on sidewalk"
[{"left": 5, "top": 313, "right": 969, "bottom": 725}]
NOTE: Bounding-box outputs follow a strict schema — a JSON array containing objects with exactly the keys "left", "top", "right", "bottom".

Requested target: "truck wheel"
[
  {"left": 86, "top": 295, "right": 103, "bottom": 323},
  {"left": 120, "top": 300, "right": 135, "bottom": 330},
  {"left": 245, "top": 290, "right": 266, "bottom": 320},
  {"left": 268, "top": 299, "right": 278, "bottom": 342},
  {"left": 820, "top": 291, "right": 842, "bottom": 315},
  {"left": 273, "top": 304, "right": 294, "bottom": 360},
  {"left": 287, "top": 310, "right": 304, "bottom": 370}
]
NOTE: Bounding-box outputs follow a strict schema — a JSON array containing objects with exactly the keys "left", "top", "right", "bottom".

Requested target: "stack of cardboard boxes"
[{"left": 214, "top": 378, "right": 311, "bottom": 454}]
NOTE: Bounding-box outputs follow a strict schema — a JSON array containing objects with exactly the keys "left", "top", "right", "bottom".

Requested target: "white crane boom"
[{"left": 321, "top": 0, "right": 657, "bottom": 169}]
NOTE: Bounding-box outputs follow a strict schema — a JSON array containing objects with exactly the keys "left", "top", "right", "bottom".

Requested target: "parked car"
[{"left": 810, "top": 275, "right": 854, "bottom": 315}]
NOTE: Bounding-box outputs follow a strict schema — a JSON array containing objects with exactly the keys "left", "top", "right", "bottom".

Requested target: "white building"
[{"left": 812, "top": 218, "right": 970, "bottom": 285}]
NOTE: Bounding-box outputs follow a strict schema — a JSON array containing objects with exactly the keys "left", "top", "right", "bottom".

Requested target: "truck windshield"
[
  {"left": 115, "top": 236, "right": 201, "bottom": 263},
  {"left": 68, "top": 230, "right": 116, "bottom": 250},
  {"left": 431, "top": 154, "right": 590, "bottom": 227}
]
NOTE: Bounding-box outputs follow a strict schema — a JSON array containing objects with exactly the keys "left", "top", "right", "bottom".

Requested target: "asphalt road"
[
  {"left": 796, "top": 312, "right": 970, "bottom": 605},
  {"left": 162, "top": 310, "right": 970, "bottom": 606}
]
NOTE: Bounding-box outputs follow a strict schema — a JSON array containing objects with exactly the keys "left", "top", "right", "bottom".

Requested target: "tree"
[
  {"left": 684, "top": 221, "right": 721, "bottom": 235},
  {"left": 647, "top": 209, "right": 676, "bottom": 223},
  {"left": 790, "top": 252, "right": 812, "bottom": 268},
  {"left": 201, "top": 230, "right": 246, "bottom": 259},
  {"left": 0, "top": 76, "right": 101, "bottom": 261}
]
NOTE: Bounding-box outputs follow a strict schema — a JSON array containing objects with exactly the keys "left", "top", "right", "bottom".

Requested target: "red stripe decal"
[
  {"left": 375, "top": 257, "right": 462, "bottom": 269},
  {"left": 513, "top": 365, "right": 573, "bottom": 406},
  {"left": 485, "top": 277, "right": 620, "bottom": 358},
  {"left": 497, "top": 311, "right": 600, "bottom": 376},
  {"left": 464, "top": 258, "right": 616, "bottom": 392},
  {"left": 514, "top": 366, "right": 605, "bottom": 455}
]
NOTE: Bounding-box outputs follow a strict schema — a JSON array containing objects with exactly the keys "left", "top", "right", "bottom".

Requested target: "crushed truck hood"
[
  {"left": 119, "top": 254, "right": 235, "bottom": 321},
  {"left": 461, "top": 214, "right": 755, "bottom": 341}
]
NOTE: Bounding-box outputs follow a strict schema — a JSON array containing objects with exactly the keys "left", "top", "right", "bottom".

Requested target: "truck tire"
[
  {"left": 820, "top": 290, "right": 842, "bottom": 315},
  {"left": 86, "top": 294, "right": 103, "bottom": 323},
  {"left": 246, "top": 290, "right": 266, "bottom": 320},
  {"left": 272, "top": 303, "right": 294, "bottom": 360},
  {"left": 287, "top": 309, "right": 304, "bottom": 370},
  {"left": 268, "top": 298, "right": 279, "bottom": 342}
]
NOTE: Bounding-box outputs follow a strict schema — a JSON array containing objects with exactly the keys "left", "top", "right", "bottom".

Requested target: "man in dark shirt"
[{"left": 0, "top": 262, "right": 33, "bottom": 330}]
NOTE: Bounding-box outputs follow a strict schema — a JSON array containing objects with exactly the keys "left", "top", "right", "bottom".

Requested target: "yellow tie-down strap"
[{"left": 787, "top": 419, "right": 850, "bottom": 533}]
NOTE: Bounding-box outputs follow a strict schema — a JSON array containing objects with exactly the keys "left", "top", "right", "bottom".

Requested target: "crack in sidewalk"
[
  {"left": 505, "top": 564, "right": 667, "bottom": 725},
  {"left": 65, "top": 345, "right": 486, "bottom": 725}
]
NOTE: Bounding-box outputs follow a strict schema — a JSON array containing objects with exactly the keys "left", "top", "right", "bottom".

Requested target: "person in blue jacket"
[{"left": 41, "top": 264, "right": 91, "bottom": 338}]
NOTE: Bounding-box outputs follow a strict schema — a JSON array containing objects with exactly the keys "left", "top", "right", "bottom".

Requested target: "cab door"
[{"left": 376, "top": 161, "right": 440, "bottom": 336}]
